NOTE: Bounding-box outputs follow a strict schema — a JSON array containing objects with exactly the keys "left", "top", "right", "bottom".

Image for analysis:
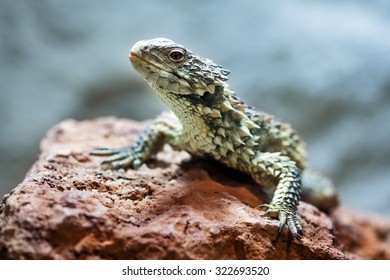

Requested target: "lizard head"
[{"left": 129, "top": 38, "right": 230, "bottom": 96}]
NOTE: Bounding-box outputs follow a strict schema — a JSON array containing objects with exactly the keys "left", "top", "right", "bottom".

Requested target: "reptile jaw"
[
  {"left": 129, "top": 40, "right": 170, "bottom": 77},
  {"left": 130, "top": 41, "right": 194, "bottom": 95},
  {"left": 129, "top": 38, "right": 230, "bottom": 96}
]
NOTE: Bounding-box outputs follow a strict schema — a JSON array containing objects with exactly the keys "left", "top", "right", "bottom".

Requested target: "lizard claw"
[
  {"left": 255, "top": 204, "right": 269, "bottom": 210},
  {"left": 91, "top": 146, "right": 144, "bottom": 169},
  {"left": 258, "top": 203, "right": 303, "bottom": 240}
]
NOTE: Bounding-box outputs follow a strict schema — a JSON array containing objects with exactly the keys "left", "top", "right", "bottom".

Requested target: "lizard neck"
[
  {"left": 149, "top": 83, "right": 263, "bottom": 171},
  {"left": 150, "top": 83, "right": 228, "bottom": 129}
]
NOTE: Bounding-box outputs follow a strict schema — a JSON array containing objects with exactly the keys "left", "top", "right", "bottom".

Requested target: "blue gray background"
[{"left": 1, "top": 0, "right": 389, "bottom": 216}]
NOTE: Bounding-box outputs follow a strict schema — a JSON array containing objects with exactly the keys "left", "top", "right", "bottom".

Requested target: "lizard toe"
[{"left": 258, "top": 204, "right": 302, "bottom": 240}]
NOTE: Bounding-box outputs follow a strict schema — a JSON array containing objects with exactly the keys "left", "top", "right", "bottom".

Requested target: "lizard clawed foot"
[
  {"left": 258, "top": 203, "right": 303, "bottom": 240},
  {"left": 90, "top": 146, "right": 144, "bottom": 169}
]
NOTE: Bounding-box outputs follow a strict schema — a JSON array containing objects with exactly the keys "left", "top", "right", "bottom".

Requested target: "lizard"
[{"left": 91, "top": 38, "right": 338, "bottom": 239}]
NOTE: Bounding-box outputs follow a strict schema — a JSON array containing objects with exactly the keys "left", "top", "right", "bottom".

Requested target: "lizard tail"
[{"left": 301, "top": 169, "right": 339, "bottom": 213}]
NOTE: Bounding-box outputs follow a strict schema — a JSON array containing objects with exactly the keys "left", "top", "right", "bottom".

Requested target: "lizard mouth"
[
  {"left": 129, "top": 51, "right": 194, "bottom": 94},
  {"left": 130, "top": 52, "right": 168, "bottom": 73},
  {"left": 128, "top": 39, "right": 216, "bottom": 96},
  {"left": 129, "top": 51, "right": 180, "bottom": 82}
]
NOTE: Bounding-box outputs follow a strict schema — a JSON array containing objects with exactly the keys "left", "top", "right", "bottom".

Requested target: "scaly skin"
[{"left": 92, "top": 38, "right": 338, "bottom": 239}]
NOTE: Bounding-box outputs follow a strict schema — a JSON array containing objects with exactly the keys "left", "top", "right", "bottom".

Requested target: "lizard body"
[{"left": 92, "top": 38, "right": 338, "bottom": 238}]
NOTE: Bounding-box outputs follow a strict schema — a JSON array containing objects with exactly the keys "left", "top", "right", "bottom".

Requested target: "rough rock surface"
[{"left": 0, "top": 118, "right": 389, "bottom": 260}]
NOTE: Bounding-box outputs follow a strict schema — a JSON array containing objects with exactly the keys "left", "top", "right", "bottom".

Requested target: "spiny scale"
[{"left": 92, "top": 38, "right": 338, "bottom": 240}]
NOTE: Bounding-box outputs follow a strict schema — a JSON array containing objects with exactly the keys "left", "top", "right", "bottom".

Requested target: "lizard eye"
[{"left": 168, "top": 49, "right": 185, "bottom": 62}]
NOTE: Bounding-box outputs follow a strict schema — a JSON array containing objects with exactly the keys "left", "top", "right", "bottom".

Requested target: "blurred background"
[{"left": 0, "top": 0, "right": 389, "bottom": 216}]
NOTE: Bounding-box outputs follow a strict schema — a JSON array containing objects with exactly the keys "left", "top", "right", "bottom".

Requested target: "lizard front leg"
[
  {"left": 91, "top": 112, "right": 181, "bottom": 169},
  {"left": 251, "top": 152, "right": 303, "bottom": 239}
]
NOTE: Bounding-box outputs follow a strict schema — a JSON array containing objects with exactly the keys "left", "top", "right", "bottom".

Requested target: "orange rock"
[{"left": 0, "top": 118, "right": 389, "bottom": 259}]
